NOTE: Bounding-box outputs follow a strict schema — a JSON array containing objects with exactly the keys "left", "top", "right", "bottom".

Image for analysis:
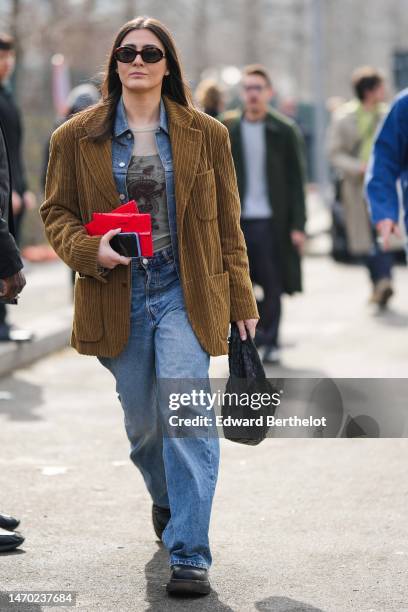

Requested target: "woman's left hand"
[{"left": 235, "top": 319, "right": 258, "bottom": 341}]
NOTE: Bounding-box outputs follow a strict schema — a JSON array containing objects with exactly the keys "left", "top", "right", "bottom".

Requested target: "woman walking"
[{"left": 40, "top": 16, "right": 258, "bottom": 596}]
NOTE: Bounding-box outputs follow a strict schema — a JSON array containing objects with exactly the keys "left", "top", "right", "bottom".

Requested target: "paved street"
[
  {"left": 1, "top": 349, "right": 408, "bottom": 611},
  {"left": 275, "top": 256, "right": 408, "bottom": 378},
  {"left": 1, "top": 254, "right": 408, "bottom": 611},
  {"left": 3, "top": 0, "right": 408, "bottom": 608}
]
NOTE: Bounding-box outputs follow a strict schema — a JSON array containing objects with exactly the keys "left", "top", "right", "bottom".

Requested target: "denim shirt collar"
[{"left": 113, "top": 95, "right": 169, "bottom": 138}]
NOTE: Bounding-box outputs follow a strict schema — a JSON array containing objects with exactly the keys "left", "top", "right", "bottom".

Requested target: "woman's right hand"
[{"left": 97, "top": 228, "right": 131, "bottom": 269}]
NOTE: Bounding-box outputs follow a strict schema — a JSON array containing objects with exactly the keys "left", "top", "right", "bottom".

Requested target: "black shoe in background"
[
  {"left": 152, "top": 504, "right": 171, "bottom": 540},
  {"left": 166, "top": 564, "right": 211, "bottom": 596},
  {"left": 0, "top": 528, "right": 24, "bottom": 553},
  {"left": 0, "top": 513, "right": 20, "bottom": 531}
]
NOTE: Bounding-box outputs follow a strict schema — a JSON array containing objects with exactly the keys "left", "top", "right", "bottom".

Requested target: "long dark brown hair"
[{"left": 89, "top": 16, "right": 194, "bottom": 142}]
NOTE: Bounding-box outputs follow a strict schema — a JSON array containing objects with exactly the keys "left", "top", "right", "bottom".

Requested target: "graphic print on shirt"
[{"left": 126, "top": 154, "right": 166, "bottom": 231}]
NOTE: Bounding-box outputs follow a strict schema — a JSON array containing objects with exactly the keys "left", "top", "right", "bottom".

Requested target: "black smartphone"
[{"left": 110, "top": 232, "right": 141, "bottom": 258}]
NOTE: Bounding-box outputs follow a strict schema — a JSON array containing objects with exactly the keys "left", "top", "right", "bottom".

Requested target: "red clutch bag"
[{"left": 84, "top": 200, "right": 153, "bottom": 257}]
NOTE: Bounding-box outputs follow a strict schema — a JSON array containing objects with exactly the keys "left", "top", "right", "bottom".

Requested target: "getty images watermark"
[
  {"left": 166, "top": 389, "right": 327, "bottom": 429},
  {"left": 157, "top": 378, "right": 408, "bottom": 438}
]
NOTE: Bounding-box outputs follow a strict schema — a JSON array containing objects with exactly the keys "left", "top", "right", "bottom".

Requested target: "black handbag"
[{"left": 221, "top": 322, "right": 280, "bottom": 445}]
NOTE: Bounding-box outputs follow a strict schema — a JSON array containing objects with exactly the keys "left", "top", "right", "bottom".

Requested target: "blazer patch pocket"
[
  {"left": 73, "top": 276, "right": 104, "bottom": 342},
  {"left": 191, "top": 168, "right": 218, "bottom": 220}
]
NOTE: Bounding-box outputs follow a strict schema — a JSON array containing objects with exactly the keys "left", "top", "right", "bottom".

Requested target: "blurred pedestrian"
[
  {"left": 40, "top": 16, "right": 258, "bottom": 597},
  {"left": 0, "top": 118, "right": 26, "bottom": 553},
  {"left": 220, "top": 64, "right": 306, "bottom": 364},
  {"left": 328, "top": 66, "right": 394, "bottom": 308},
  {"left": 0, "top": 32, "right": 34, "bottom": 341},
  {"left": 0, "top": 34, "right": 36, "bottom": 243},
  {"left": 326, "top": 96, "right": 351, "bottom": 262},
  {"left": 0, "top": 118, "right": 23, "bottom": 286},
  {"left": 194, "top": 78, "right": 225, "bottom": 117},
  {"left": 365, "top": 89, "right": 408, "bottom": 257},
  {"left": 41, "top": 83, "right": 100, "bottom": 291},
  {"left": 41, "top": 83, "right": 100, "bottom": 190}
]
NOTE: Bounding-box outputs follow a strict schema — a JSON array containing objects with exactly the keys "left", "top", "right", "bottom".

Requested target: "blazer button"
[{"left": 121, "top": 282, "right": 127, "bottom": 287}]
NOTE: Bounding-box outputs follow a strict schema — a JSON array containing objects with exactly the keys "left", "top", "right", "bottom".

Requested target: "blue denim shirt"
[{"left": 111, "top": 95, "right": 180, "bottom": 277}]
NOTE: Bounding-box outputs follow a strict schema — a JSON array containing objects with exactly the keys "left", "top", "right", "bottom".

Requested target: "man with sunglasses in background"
[{"left": 219, "top": 65, "right": 306, "bottom": 364}]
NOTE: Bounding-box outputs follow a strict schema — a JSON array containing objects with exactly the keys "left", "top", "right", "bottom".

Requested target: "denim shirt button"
[
  {"left": 119, "top": 194, "right": 126, "bottom": 200},
  {"left": 126, "top": 133, "right": 132, "bottom": 139},
  {"left": 119, "top": 161, "right": 125, "bottom": 167}
]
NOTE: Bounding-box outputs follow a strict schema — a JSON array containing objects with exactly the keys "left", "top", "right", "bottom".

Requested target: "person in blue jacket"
[{"left": 365, "top": 89, "right": 408, "bottom": 255}]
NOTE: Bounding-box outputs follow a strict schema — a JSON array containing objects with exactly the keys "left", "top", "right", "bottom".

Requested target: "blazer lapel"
[
  {"left": 79, "top": 136, "right": 119, "bottom": 210},
  {"left": 78, "top": 96, "right": 203, "bottom": 218},
  {"left": 163, "top": 96, "right": 202, "bottom": 225}
]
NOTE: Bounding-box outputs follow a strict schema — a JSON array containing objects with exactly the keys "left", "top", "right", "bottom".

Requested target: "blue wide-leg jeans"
[{"left": 98, "top": 245, "right": 220, "bottom": 569}]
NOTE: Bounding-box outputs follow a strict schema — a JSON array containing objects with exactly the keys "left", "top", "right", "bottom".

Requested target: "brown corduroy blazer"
[{"left": 40, "top": 95, "right": 259, "bottom": 358}]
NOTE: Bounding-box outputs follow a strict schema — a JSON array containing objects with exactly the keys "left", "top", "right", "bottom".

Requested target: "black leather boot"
[
  {"left": 166, "top": 564, "right": 211, "bottom": 596},
  {"left": 0, "top": 512, "right": 20, "bottom": 531},
  {"left": 0, "top": 528, "right": 24, "bottom": 553}
]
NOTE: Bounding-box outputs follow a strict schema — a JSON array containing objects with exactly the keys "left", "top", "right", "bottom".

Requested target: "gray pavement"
[
  {"left": 1, "top": 250, "right": 408, "bottom": 611},
  {"left": 0, "top": 260, "right": 72, "bottom": 377},
  {"left": 273, "top": 256, "right": 408, "bottom": 378},
  {"left": 1, "top": 350, "right": 408, "bottom": 611}
]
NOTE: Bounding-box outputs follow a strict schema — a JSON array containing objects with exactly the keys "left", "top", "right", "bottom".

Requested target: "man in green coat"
[{"left": 219, "top": 64, "right": 306, "bottom": 364}]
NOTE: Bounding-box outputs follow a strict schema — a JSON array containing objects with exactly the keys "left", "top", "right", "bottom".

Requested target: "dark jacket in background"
[
  {"left": 0, "top": 83, "right": 27, "bottom": 196},
  {"left": 0, "top": 118, "right": 23, "bottom": 279},
  {"left": 219, "top": 107, "right": 307, "bottom": 294}
]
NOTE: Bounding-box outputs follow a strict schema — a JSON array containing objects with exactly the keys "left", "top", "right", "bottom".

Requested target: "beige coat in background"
[{"left": 327, "top": 101, "right": 388, "bottom": 255}]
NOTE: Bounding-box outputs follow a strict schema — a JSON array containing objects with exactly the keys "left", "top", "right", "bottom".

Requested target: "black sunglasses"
[
  {"left": 113, "top": 45, "right": 165, "bottom": 64},
  {"left": 243, "top": 84, "right": 267, "bottom": 92}
]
